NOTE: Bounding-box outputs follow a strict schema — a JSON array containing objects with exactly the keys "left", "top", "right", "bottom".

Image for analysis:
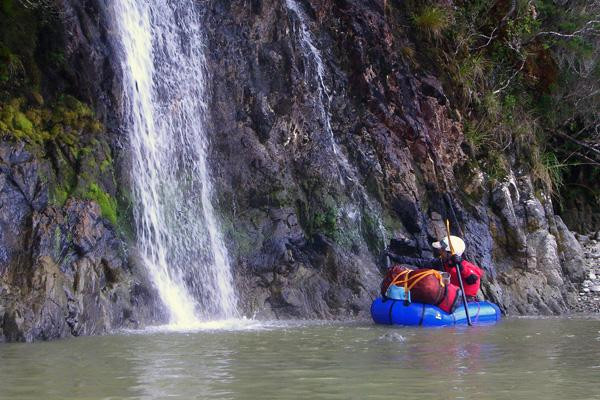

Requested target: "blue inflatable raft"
[{"left": 371, "top": 297, "right": 501, "bottom": 327}]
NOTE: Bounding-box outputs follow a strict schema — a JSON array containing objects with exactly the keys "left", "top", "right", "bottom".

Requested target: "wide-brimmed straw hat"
[{"left": 432, "top": 235, "right": 465, "bottom": 256}]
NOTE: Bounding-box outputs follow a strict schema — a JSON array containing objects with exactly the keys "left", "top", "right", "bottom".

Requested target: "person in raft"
[{"left": 386, "top": 236, "right": 484, "bottom": 302}]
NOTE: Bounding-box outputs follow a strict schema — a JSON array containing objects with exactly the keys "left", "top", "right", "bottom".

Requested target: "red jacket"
[{"left": 444, "top": 260, "right": 483, "bottom": 297}]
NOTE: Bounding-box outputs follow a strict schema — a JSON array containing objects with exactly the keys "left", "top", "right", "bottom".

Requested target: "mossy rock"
[
  {"left": 360, "top": 210, "right": 385, "bottom": 253},
  {"left": 84, "top": 183, "right": 118, "bottom": 226},
  {"left": 0, "top": 95, "right": 101, "bottom": 147},
  {"left": 51, "top": 186, "right": 69, "bottom": 207},
  {"left": 13, "top": 111, "right": 32, "bottom": 134}
]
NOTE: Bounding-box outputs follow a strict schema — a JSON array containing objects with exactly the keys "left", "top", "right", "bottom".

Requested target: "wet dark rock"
[
  {"left": 203, "top": 0, "right": 587, "bottom": 318},
  {"left": 0, "top": 143, "right": 161, "bottom": 342},
  {"left": 56, "top": 0, "right": 123, "bottom": 125}
]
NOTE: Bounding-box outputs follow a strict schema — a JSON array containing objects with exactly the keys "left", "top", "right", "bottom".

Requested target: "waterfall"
[
  {"left": 285, "top": 0, "right": 388, "bottom": 247},
  {"left": 284, "top": 0, "right": 338, "bottom": 156},
  {"left": 112, "top": 0, "right": 236, "bottom": 326}
]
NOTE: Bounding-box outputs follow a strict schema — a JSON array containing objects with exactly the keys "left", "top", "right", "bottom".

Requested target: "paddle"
[{"left": 445, "top": 219, "right": 472, "bottom": 326}]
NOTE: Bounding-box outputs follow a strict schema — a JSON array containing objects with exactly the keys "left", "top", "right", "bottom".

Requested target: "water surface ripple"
[{"left": 1, "top": 317, "right": 599, "bottom": 399}]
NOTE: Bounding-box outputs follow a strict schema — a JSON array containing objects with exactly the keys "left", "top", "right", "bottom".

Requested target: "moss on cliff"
[
  {"left": 0, "top": 0, "right": 66, "bottom": 95},
  {"left": 0, "top": 1, "right": 125, "bottom": 230},
  {"left": 83, "top": 183, "right": 118, "bottom": 226},
  {"left": 0, "top": 95, "right": 101, "bottom": 147},
  {"left": 0, "top": 94, "right": 119, "bottom": 225}
]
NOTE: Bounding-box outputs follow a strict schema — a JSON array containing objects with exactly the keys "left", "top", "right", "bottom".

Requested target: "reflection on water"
[
  {"left": 126, "top": 333, "right": 235, "bottom": 399},
  {"left": 1, "top": 316, "right": 599, "bottom": 400}
]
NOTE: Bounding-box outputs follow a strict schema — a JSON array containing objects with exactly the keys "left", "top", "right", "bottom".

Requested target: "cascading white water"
[
  {"left": 112, "top": 0, "right": 236, "bottom": 326},
  {"left": 285, "top": 0, "right": 387, "bottom": 246},
  {"left": 285, "top": 0, "right": 338, "bottom": 156}
]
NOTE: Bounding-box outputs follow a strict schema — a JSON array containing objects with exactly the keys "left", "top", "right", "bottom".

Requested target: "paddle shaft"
[
  {"left": 445, "top": 220, "right": 472, "bottom": 326},
  {"left": 454, "top": 260, "right": 472, "bottom": 326}
]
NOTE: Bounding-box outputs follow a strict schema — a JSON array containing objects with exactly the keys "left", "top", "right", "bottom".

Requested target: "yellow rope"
[{"left": 389, "top": 269, "right": 445, "bottom": 291}]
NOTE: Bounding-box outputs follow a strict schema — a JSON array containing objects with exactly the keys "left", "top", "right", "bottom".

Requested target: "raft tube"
[{"left": 371, "top": 297, "right": 501, "bottom": 327}]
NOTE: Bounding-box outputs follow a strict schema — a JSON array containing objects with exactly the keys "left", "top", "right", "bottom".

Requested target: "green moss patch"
[
  {"left": 84, "top": 183, "right": 118, "bottom": 226},
  {"left": 52, "top": 186, "right": 69, "bottom": 207},
  {"left": 0, "top": 95, "right": 102, "bottom": 148}
]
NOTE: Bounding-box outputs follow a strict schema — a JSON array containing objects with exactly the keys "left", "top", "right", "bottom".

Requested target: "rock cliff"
[
  {"left": 0, "top": 142, "right": 160, "bottom": 342},
  {"left": 203, "top": 0, "right": 586, "bottom": 318},
  {"left": 0, "top": 0, "right": 593, "bottom": 341},
  {"left": 0, "top": 0, "right": 160, "bottom": 342}
]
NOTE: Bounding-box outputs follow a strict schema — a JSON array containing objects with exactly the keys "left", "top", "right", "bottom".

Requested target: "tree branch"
[
  {"left": 471, "top": 27, "right": 499, "bottom": 51},
  {"left": 493, "top": 59, "right": 526, "bottom": 94},
  {"left": 535, "top": 19, "right": 600, "bottom": 39},
  {"left": 555, "top": 131, "right": 600, "bottom": 159}
]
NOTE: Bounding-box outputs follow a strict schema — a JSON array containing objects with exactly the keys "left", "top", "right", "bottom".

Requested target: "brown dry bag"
[{"left": 381, "top": 265, "right": 461, "bottom": 313}]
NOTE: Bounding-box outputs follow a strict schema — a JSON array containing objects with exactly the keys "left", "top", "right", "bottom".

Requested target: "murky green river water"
[{"left": 1, "top": 316, "right": 600, "bottom": 400}]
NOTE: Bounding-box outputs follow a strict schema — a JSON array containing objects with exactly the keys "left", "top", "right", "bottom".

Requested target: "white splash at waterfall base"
[{"left": 112, "top": 0, "right": 237, "bottom": 327}]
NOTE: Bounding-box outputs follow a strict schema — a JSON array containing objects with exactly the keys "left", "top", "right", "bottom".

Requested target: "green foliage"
[
  {"left": 13, "top": 110, "right": 33, "bottom": 134},
  {"left": 0, "top": 100, "right": 43, "bottom": 142},
  {"left": 0, "top": 0, "right": 61, "bottom": 92},
  {"left": 1, "top": 0, "right": 15, "bottom": 15},
  {"left": 99, "top": 158, "right": 112, "bottom": 173},
  {"left": 0, "top": 46, "right": 24, "bottom": 83},
  {"left": 483, "top": 152, "right": 508, "bottom": 182},
  {"left": 84, "top": 183, "right": 118, "bottom": 226},
  {"left": 541, "top": 151, "right": 564, "bottom": 191},
  {"left": 503, "top": 94, "right": 517, "bottom": 111},
  {"left": 267, "top": 188, "right": 294, "bottom": 208},
  {"left": 0, "top": 95, "right": 102, "bottom": 146},
  {"left": 464, "top": 122, "right": 490, "bottom": 153},
  {"left": 0, "top": 0, "right": 123, "bottom": 233},
  {"left": 481, "top": 92, "right": 501, "bottom": 118},
  {"left": 400, "top": 0, "right": 600, "bottom": 201},
  {"left": 412, "top": 6, "right": 451, "bottom": 39},
  {"left": 0, "top": 0, "right": 41, "bottom": 90},
  {"left": 361, "top": 210, "right": 385, "bottom": 252},
  {"left": 313, "top": 206, "right": 339, "bottom": 238},
  {"left": 453, "top": 54, "right": 489, "bottom": 101},
  {"left": 295, "top": 187, "right": 344, "bottom": 241},
  {"left": 531, "top": 150, "right": 565, "bottom": 193},
  {"left": 51, "top": 185, "right": 69, "bottom": 207}
]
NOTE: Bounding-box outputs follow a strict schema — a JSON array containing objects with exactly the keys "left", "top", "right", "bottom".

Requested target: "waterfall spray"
[{"left": 112, "top": 0, "right": 236, "bottom": 326}]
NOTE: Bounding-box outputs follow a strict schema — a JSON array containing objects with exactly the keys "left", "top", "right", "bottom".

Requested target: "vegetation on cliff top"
[{"left": 393, "top": 0, "right": 599, "bottom": 229}]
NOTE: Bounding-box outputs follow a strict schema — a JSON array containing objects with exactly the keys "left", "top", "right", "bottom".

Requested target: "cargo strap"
[{"left": 388, "top": 269, "right": 445, "bottom": 303}]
